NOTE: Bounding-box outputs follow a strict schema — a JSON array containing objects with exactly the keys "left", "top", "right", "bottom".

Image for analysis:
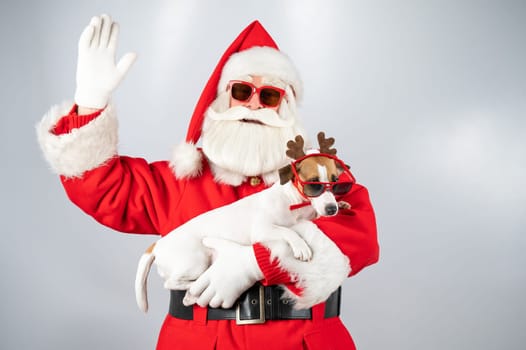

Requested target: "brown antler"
[
  {"left": 317, "top": 132, "right": 337, "bottom": 155},
  {"left": 286, "top": 135, "right": 306, "bottom": 159}
]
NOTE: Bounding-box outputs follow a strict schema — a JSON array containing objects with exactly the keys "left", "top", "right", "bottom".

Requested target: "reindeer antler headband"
[
  {"left": 317, "top": 132, "right": 337, "bottom": 156},
  {"left": 286, "top": 132, "right": 338, "bottom": 160},
  {"left": 280, "top": 131, "right": 355, "bottom": 199}
]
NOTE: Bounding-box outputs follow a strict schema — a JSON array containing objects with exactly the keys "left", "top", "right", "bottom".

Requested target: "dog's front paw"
[
  {"left": 290, "top": 240, "right": 313, "bottom": 261},
  {"left": 338, "top": 201, "right": 351, "bottom": 210}
]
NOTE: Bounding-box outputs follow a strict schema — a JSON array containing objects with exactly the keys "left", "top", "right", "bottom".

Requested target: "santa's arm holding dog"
[{"left": 37, "top": 14, "right": 379, "bottom": 350}]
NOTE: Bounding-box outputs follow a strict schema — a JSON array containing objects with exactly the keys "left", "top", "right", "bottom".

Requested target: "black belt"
[{"left": 169, "top": 284, "right": 341, "bottom": 325}]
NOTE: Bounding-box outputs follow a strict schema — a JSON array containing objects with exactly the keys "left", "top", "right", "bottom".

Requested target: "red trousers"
[{"left": 156, "top": 304, "right": 356, "bottom": 350}]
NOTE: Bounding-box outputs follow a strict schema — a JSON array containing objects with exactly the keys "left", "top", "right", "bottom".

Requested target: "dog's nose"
[{"left": 325, "top": 204, "right": 338, "bottom": 216}]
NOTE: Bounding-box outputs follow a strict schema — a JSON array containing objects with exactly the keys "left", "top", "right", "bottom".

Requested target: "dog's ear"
[
  {"left": 279, "top": 165, "right": 294, "bottom": 185},
  {"left": 335, "top": 161, "right": 351, "bottom": 174}
]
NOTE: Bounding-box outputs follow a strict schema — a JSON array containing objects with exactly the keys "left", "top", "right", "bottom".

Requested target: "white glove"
[
  {"left": 183, "top": 238, "right": 264, "bottom": 309},
  {"left": 74, "top": 14, "right": 137, "bottom": 109}
]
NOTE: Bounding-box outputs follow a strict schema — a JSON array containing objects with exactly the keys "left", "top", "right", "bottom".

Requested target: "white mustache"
[{"left": 207, "top": 106, "right": 294, "bottom": 127}]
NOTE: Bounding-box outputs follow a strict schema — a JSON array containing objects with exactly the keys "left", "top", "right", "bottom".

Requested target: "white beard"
[{"left": 201, "top": 96, "right": 304, "bottom": 183}]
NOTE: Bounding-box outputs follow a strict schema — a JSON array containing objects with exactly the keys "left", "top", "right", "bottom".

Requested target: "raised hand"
[{"left": 74, "top": 14, "right": 137, "bottom": 109}]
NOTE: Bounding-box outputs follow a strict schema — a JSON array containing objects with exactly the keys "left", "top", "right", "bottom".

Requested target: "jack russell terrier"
[{"left": 135, "top": 132, "right": 354, "bottom": 312}]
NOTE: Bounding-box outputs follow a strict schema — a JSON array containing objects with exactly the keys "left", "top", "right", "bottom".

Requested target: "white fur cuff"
[
  {"left": 36, "top": 102, "right": 119, "bottom": 178},
  {"left": 265, "top": 221, "right": 351, "bottom": 309}
]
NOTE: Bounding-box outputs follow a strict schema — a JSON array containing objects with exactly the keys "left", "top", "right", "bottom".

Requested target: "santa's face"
[{"left": 201, "top": 75, "right": 304, "bottom": 181}]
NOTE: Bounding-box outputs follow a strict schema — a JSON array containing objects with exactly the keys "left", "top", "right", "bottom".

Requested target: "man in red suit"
[{"left": 37, "top": 14, "right": 379, "bottom": 350}]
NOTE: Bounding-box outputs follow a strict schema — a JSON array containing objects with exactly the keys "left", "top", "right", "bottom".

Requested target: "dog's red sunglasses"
[
  {"left": 291, "top": 154, "right": 355, "bottom": 198},
  {"left": 228, "top": 80, "right": 285, "bottom": 108}
]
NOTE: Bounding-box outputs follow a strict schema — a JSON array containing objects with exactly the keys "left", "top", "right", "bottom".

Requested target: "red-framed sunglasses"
[
  {"left": 228, "top": 80, "right": 285, "bottom": 108},
  {"left": 291, "top": 154, "right": 355, "bottom": 198}
]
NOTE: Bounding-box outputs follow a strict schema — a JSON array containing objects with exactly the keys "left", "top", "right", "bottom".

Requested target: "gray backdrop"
[{"left": 1, "top": 0, "right": 525, "bottom": 349}]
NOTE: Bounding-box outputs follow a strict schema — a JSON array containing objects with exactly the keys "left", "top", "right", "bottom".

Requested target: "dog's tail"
[{"left": 135, "top": 242, "right": 156, "bottom": 313}]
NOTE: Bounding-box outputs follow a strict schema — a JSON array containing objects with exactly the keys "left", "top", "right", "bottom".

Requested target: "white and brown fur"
[{"left": 135, "top": 133, "right": 348, "bottom": 312}]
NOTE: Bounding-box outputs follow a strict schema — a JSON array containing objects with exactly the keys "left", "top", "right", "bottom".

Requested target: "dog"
[{"left": 135, "top": 132, "right": 353, "bottom": 312}]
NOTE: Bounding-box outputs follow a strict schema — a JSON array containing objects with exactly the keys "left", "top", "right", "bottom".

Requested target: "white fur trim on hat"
[
  {"left": 218, "top": 46, "right": 303, "bottom": 101},
  {"left": 36, "top": 102, "right": 118, "bottom": 178},
  {"left": 170, "top": 142, "right": 203, "bottom": 179}
]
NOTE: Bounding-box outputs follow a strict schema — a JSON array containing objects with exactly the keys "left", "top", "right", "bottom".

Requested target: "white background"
[{"left": 1, "top": 0, "right": 525, "bottom": 349}]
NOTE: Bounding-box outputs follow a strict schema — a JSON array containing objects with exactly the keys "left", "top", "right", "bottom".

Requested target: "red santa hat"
[{"left": 171, "top": 20, "right": 303, "bottom": 178}]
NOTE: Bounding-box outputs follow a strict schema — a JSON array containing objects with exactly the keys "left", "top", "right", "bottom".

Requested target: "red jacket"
[{"left": 39, "top": 104, "right": 379, "bottom": 349}]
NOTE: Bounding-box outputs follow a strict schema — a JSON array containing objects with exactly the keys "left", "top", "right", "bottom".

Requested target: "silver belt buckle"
[{"left": 236, "top": 285, "right": 265, "bottom": 325}]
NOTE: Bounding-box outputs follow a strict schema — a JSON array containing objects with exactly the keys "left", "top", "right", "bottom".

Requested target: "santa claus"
[{"left": 37, "top": 14, "right": 379, "bottom": 350}]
